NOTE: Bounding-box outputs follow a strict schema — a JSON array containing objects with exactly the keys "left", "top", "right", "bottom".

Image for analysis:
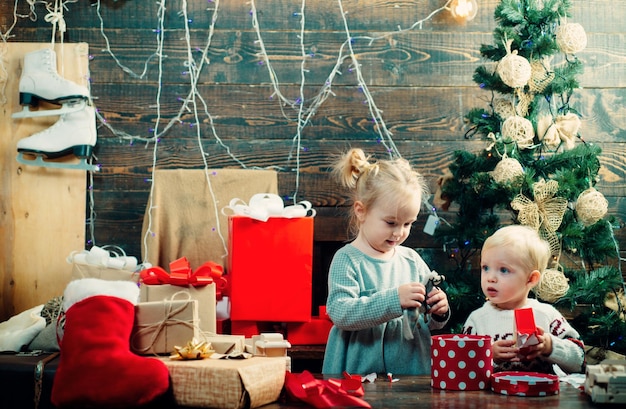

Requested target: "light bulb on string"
[{"left": 450, "top": 0, "right": 477, "bottom": 21}]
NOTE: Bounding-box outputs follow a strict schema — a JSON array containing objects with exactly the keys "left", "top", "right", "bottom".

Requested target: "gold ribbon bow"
[
  {"left": 537, "top": 113, "right": 581, "bottom": 150},
  {"left": 511, "top": 179, "right": 568, "bottom": 255}
]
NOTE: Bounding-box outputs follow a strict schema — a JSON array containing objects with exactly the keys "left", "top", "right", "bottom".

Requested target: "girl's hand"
[
  {"left": 492, "top": 339, "right": 520, "bottom": 363},
  {"left": 426, "top": 286, "right": 449, "bottom": 317},
  {"left": 398, "top": 282, "right": 426, "bottom": 309}
]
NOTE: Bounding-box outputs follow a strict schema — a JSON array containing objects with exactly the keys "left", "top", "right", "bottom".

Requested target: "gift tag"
[{"left": 423, "top": 214, "right": 439, "bottom": 235}]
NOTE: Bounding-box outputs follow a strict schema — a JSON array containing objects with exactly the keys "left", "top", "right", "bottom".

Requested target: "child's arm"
[
  {"left": 525, "top": 309, "right": 586, "bottom": 373},
  {"left": 543, "top": 329, "right": 585, "bottom": 373}
]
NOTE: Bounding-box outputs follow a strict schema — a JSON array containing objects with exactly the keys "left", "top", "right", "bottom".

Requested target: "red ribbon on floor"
[
  {"left": 284, "top": 371, "right": 371, "bottom": 408},
  {"left": 140, "top": 257, "right": 227, "bottom": 293}
]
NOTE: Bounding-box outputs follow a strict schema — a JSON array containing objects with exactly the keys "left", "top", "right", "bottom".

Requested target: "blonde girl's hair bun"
[{"left": 333, "top": 148, "right": 378, "bottom": 189}]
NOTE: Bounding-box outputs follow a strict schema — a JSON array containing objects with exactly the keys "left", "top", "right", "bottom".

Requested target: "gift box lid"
[{"left": 491, "top": 371, "right": 559, "bottom": 396}]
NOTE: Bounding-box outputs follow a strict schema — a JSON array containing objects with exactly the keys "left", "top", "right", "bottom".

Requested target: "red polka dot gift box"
[{"left": 431, "top": 334, "right": 493, "bottom": 390}]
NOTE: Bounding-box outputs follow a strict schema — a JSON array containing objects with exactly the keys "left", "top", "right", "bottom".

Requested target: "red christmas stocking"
[{"left": 51, "top": 278, "right": 170, "bottom": 408}]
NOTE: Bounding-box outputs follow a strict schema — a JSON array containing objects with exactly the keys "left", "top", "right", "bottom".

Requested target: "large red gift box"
[
  {"left": 287, "top": 306, "right": 333, "bottom": 345},
  {"left": 228, "top": 215, "right": 313, "bottom": 322}
]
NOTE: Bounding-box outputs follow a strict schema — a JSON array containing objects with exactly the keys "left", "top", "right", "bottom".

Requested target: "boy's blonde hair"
[
  {"left": 332, "top": 148, "right": 428, "bottom": 239},
  {"left": 482, "top": 225, "right": 551, "bottom": 274}
]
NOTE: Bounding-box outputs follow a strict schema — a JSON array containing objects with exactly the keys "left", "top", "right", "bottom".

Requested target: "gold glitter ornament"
[
  {"left": 496, "top": 40, "right": 532, "bottom": 88},
  {"left": 556, "top": 22, "right": 587, "bottom": 54},
  {"left": 533, "top": 268, "right": 570, "bottom": 303},
  {"left": 501, "top": 115, "right": 535, "bottom": 149},
  {"left": 491, "top": 157, "right": 524, "bottom": 184},
  {"left": 575, "top": 187, "right": 608, "bottom": 226}
]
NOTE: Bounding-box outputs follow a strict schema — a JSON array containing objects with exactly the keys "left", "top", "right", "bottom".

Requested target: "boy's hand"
[
  {"left": 519, "top": 326, "right": 553, "bottom": 360},
  {"left": 492, "top": 339, "right": 520, "bottom": 363}
]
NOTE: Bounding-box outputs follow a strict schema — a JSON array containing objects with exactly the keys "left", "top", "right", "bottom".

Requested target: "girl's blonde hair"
[
  {"left": 332, "top": 148, "right": 428, "bottom": 239},
  {"left": 482, "top": 225, "right": 551, "bottom": 273}
]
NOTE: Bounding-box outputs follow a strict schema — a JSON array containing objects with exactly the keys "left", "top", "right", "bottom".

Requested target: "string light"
[
  {"left": 449, "top": 0, "right": 478, "bottom": 21},
  {"left": 6, "top": 0, "right": 458, "bottom": 251}
]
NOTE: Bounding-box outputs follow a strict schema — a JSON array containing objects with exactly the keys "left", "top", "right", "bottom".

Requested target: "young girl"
[
  {"left": 322, "top": 149, "right": 450, "bottom": 376},
  {"left": 463, "top": 225, "right": 585, "bottom": 374}
]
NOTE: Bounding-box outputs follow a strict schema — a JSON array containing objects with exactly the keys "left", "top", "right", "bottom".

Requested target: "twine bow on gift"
[
  {"left": 131, "top": 292, "right": 201, "bottom": 355},
  {"left": 510, "top": 179, "right": 567, "bottom": 255}
]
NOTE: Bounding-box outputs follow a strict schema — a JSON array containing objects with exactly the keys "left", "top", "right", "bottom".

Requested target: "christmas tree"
[{"left": 434, "top": 0, "right": 626, "bottom": 355}]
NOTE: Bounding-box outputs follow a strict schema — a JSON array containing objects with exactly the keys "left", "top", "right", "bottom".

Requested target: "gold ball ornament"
[
  {"left": 533, "top": 268, "right": 570, "bottom": 303},
  {"left": 575, "top": 187, "right": 608, "bottom": 226},
  {"left": 492, "top": 157, "right": 524, "bottom": 184},
  {"left": 556, "top": 23, "right": 587, "bottom": 54},
  {"left": 501, "top": 116, "right": 535, "bottom": 149},
  {"left": 497, "top": 50, "right": 532, "bottom": 88}
]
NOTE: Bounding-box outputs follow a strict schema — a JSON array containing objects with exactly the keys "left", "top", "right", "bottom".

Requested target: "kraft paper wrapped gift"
[
  {"left": 228, "top": 215, "right": 313, "bottom": 322},
  {"left": 139, "top": 283, "right": 216, "bottom": 333},
  {"left": 160, "top": 356, "right": 287, "bottom": 409},
  {"left": 131, "top": 299, "right": 199, "bottom": 355}
]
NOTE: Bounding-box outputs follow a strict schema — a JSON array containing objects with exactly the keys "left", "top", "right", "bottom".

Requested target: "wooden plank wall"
[{"left": 1, "top": 0, "right": 624, "bottom": 321}]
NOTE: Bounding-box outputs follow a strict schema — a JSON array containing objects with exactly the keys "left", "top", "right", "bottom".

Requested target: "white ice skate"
[
  {"left": 16, "top": 105, "right": 99, "bottom": 172},
  {"left": 12, "top": 48, "right": 90, "bottom": 119}
]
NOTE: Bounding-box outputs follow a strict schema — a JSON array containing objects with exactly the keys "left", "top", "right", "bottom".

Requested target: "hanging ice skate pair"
[{"left": 12, "top": 48, "right": 99, "bottom": 172}]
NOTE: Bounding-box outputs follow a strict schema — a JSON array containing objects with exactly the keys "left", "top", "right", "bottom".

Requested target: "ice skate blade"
[
  {"left": 11, "top": 99, "right": 87, "bottom": 119},
  {"left": 16, "top": 153, "right": 100, "bottom": 172}
]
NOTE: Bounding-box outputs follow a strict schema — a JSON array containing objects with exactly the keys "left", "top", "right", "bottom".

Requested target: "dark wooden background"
[{"left": 1, "top": 0, "right": 625, "bottom": 318}]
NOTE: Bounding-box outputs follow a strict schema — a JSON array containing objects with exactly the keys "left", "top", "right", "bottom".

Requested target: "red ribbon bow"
[
  {"left": 140, "top": 257, "right": 228, "bottom": 296},
  {"left": 284, "top": 371, "right": 371, "bottom": 408}
]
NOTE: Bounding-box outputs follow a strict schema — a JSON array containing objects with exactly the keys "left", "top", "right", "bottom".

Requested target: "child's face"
[
  {"left": 355, "top": 196, "right": 420, "bottom": 256},
  {"left": 480, "top": 245, "right": 536, "bottom": 310}
]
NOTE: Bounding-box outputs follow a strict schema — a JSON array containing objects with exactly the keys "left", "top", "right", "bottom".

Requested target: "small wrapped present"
[
  {"left": 161, "top": 356, "right": 287, "bottom": 408},
  {"left": 131, "top": 298, "right": 199, "bottom": 355},
  {"left": 514, "top": 308, "right": 540, "bottom": 351},
  {"left": 250, "top": 333, "right": 291, "bottom": 357},
  {"left": 201, "top": 333, "right": 246, "bottom": 355},
  {"left": 140, "top": 283, "right": 216, "bottom": 333},
  {"left": 585, "top": 359, "right": 626, "bottom": 403}
]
